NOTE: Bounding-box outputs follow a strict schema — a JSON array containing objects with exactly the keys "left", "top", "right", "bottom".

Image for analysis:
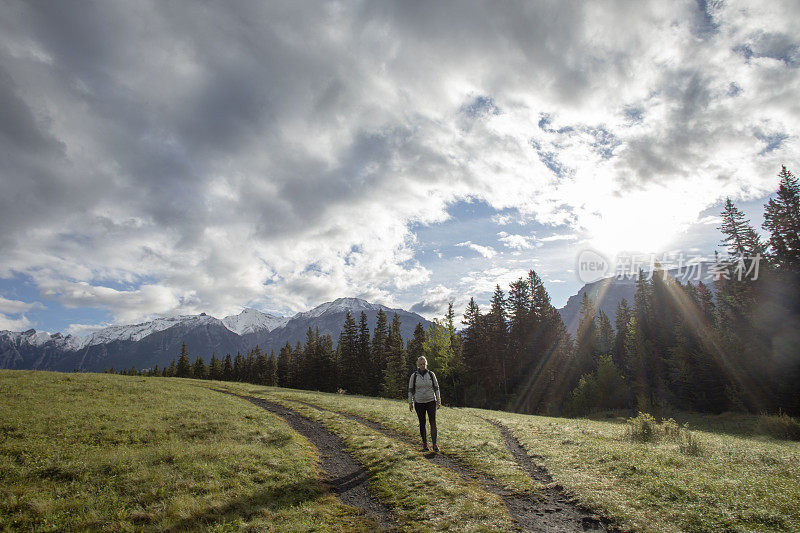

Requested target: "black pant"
[{"left": 414, "top": 401, "right": 437, "bottom": 445}]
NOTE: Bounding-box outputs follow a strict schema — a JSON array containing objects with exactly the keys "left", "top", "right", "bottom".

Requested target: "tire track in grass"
[
  {"left": 214, "top": 390, "right": 393, "bottom": 531},
  {"left": 483, "top": 417, "right": 621, "bottom": 533},
  {"left": 293, "top": 398, "right": 615, "bottom": 532}
]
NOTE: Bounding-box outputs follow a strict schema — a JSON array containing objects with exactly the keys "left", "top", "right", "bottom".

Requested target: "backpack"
[{"left": 412, "top": 370, "right": 439, "bottom": 395}]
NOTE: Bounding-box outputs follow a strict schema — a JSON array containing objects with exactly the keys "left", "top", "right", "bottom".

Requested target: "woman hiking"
[{"left": 408, "top": 356, "right": 441, "bottom": 452}]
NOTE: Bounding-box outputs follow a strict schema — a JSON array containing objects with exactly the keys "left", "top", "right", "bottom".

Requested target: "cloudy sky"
[{"left": 1, "top": 0, "right": 798, "bottom": 335}]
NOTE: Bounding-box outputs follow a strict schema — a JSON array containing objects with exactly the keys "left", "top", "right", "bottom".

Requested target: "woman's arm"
[{"left": 408, "top": 373, "right": 415, "bottom": 410}]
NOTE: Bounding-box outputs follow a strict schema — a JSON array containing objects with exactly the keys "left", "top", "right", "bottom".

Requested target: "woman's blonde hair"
[{"left": 417, "top": 356, "right": 427, "bottom": 366}]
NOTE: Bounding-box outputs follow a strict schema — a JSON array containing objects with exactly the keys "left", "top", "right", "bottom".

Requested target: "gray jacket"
[{"left": 408, "top": 369, "right": 441, "bottom": 406}]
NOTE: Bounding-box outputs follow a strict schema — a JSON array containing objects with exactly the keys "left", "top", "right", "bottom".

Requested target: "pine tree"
[
  {"left": 716, "top": 198, "right": 775, "bottom": 412},
  {"left": 277, "top": 342, "right": 292, "bottom": 387},
  {"left": 512, "top": 271, "right": 572, "bottom": 415},
  {"left": 761, "top": 168, "right": 800, "bottom": 414},
  {"left": 624, "top": 316, "right": 652, "bottom": 413},
  {"left": 293, "top": 341, "right": 303, "bottom": 386},
  {"left": 670, "top": 279, "right": 730, "bottom": 412},
  {"left": 719, "top": 197, "right": 765, "bottom": 258},
  {"left": 357, "top": 312, "right": 371, "bottom": 395},
  {"left": 222, "top": 354, "right": 233, "bottom": 381},
  {"left": 594, "top": 354, "right": 627, "bottom": 410},
  {"left": 423, "top": 319, "right": 454, "bottom": 396},
  {"left": 166, "top": 359, "right": 177, "bottom": 378},
  {"left": 596, "top": 309, "right": 614, "bottom": 355},
  {"left": 176, "top": 343, "right": 192, "bottom": 378},
  {"left": 487, "top": 285, "right": 509, "bottom": 400},
  {"left": 337, "top": 313, "right": 359, "bottom": 393},
  {"left": 649, "top": 267, "right": 674, "bottom": 407},
  {"left": 573, "top": 292, "right": 599, "bottom": 381},
  {"left": 763, "top": 165, "right": 800, "bottom": 272},
  {"left": 529, "top": 270, "right": 550, "bottom": 319},
  {"left": 209, "top": 353, "right": 223, "bottom": 381},
  {"left": 664, "top": 318, "right": 698, "bottom": 410},
  {"left": 565, "top": 354, "right": 626, "bottom": 416},
  {"left": 370, "top": 309, "right": 389, "bottom": 396},
  {"left": 506, "top": 277, "right": 531, "bottom": 390},
  {"left": 266, "top": 351, "right": 278, "bottom": 386},
  {"left": 613, "top": 299, "right": 631, "bottom": 369},
  {"left": 461, "top": 297, "right": 488, "bottom": 407},
  {"left": 300, "top": 328, "right": 319, "bottom": 390},
  {"left": 255, "top": 346, "right": 268, "bottom": 385},
  {"left": 233, "top": 352, "right": 244, "bottom": 382},
  {"left": 195, "top": 356, "right": 209, "bottom": 379},
  {"left": 382, "top": 313, "right": 408, "bottom": 398},
  {"left": 444, "top": 302, "right": 465, "bottom": 400},
  {"left": 245, "top": 348, "right": 257, "bottom": 384},
  {"left": 407, "top": 322, "right": 427, "bottom": 376},
  {"left": 445, "top": 303, "right": 458, "bottom": 350},
  {"left": 318, "top": 334, "right": 337, "bottom": 392}
]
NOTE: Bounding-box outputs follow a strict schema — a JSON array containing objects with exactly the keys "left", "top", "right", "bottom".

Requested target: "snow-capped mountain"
[
  {"left": 82, "top": 314, "right": 223, "bottom": 348},
  {"left": 0, "top": 329, "right": 86, "bottom": 351},
  {"left": 292, "top": 297, "right": 393, "bottom": 320},
  {"left": 0, "top": 298, "right": 430, "bottom": 372},
  {"left": 222, "top": 308, "right": 289, "bottom": 335}
]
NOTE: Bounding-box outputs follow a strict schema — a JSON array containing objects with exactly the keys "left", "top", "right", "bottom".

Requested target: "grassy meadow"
[
  {"left": 213, "top": 381, "right": 800, "bottom": 533},
  {"left": 1, "top": 370, "right": 799, "bottom": 532},
  {"left": 0, "top": 370, "right": 378, "bottom": 532}
]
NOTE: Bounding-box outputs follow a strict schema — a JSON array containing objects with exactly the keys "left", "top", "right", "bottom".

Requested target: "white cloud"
[
  {"left": 697, "top": 215, "right": 722, "bottom": 225},
  {"left": 0, "top": 1, "right": 797, "bottom": 326},
  {"left": 410, "top": 284, "right": 456, "bottom": 319},
  {"left": 0, "top": 297, "right": 45, "bottom": 314},
  {"left": 459, "top": 267, "right": 530, "bottom": 297},
  {"left": 0, "top": 313, "right": 34, "bottom": 331},
  {"left": 497, "top": 232, "right": 536, "bottom": 250},
  {"left": 39, "top": 281, "right": 181, "bottom": 323},
  {"left": 456, "top": 241, "right": 498, "bottom": 259},
  {"left": 491, "top": 214, "right": 514, "bottom": 225},
  {"left": 538, "top": 234, "right": 579, "bottom": 243}
]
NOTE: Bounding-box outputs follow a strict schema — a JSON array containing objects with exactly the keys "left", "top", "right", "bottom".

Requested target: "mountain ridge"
[{"left": 0, "top": 297, "right": 431, "bottom": 372}]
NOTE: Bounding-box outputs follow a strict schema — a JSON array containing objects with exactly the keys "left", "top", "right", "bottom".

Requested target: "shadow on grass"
[{"left": 165, "top": 476, "right": 326, "bottom": 531}]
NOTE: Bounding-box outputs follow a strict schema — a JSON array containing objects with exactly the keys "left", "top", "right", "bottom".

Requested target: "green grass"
[
  {"left": 0, "top": 370, "right": 378, "bottom": 532},
  {"left": 267, "top": 396, "right": 514, "bottom": 531},
  {"left": 208, "top": 383, "right": 800, "bottom": 533},
  {"left": 478, "top": 410, "right": 800, "bottom": 533},
  {"left": 215, "top": 383, "right": 537, "bottom": 496},
  {"left": 4, "top": 371, "right": 799, "bottom": 532}
]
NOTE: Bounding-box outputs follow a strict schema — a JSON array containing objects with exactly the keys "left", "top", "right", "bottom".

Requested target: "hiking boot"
[
  {"left": 422, "top": 443, "right": 429, "bottom": 451},
  {"left": 432, "top": 444, "right": 440, "bottom": 453}
]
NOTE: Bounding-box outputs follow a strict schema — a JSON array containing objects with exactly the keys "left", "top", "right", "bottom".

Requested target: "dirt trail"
[
  {"left": 294, "top": 399, "right": 618, "bottom": 532},
  {"left": 214, "top": 390, "right": 393, "bottom": 531},
  {"left": 483, "top": 417, "right": 620, "bottom": 532}
]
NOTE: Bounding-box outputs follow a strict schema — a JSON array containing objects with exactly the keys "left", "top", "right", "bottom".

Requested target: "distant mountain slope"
[
  {"left": 222, "top": 308, "right": 289, "bottom": 335},
  {"left": 242, "top": 298, "right": 428, "bottom": 355},
  {"left": 0, "top": 298, "right": 431, "bottom": 372},
  {"left": 557, "top": 261, "right": 719, "bottom": 336}
]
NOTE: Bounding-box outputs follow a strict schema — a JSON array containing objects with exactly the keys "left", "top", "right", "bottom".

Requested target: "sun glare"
[{"left": 586, "top": 188, "right": 696, "bottom": 259}]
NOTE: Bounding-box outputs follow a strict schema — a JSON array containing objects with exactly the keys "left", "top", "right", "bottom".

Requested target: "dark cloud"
[
  {"left": 690, "top": 0, "right": 720, "bottom": 39},
  {"left": 734, "top": 31, "right": 799, "bottom": 67},
  {"left": 409, "top": 300, "right": 442, "bottom": 316}
]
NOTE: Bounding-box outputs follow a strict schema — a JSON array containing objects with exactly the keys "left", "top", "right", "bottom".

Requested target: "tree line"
[
  {"left": 566, "top": 165, "right": 800, "bottom": 416},
  {"left": 109, "top": 166, "right": 799, "bottom": 417}
]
